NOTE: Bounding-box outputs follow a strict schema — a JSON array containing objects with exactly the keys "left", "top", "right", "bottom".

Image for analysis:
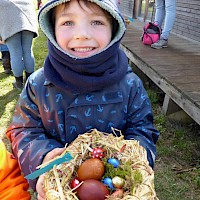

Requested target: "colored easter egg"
[
  {"left": 102, "top": 177, "right": 115, "bottom": 190},
  {"left": 111, "top": 189, "right": 124, "bottom": 198},
  {"left": 76, "top": 179, "right": 109, "bottom": 200},
  {"left": 107, "top": 158, "right": 120, "bottom": 168},
  {"left": 112, "top": 176, "right": 125, "bottom": 189},
  {"left": 71, "top": 178, "right": 80, "bottom": 189},
  {"left": 77, "top": 158, "right": 105, "bottom": 181},
  {"left": 91, "top": 147, "right": 106, "bottom": 159}
]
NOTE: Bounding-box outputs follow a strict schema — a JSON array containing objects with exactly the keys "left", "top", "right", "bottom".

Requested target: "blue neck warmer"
[{"left": 44, "top": 40, "right": 128, "bottom": 94}]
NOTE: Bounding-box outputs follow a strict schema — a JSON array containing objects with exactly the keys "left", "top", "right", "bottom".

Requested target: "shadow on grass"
[
  {"left": 0, "top": 70, "right": 21, "bottom": 127},
  {"left": 0, "top": 70, "right": 13, "bottom": 79},
  {"left": 0, "top": 89, "right": 20, "bottom": 116}
]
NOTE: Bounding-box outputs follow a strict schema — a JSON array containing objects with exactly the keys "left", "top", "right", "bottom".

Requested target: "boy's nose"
[{"left": 74, "top": 25, "right": 91, "bottom": 40}]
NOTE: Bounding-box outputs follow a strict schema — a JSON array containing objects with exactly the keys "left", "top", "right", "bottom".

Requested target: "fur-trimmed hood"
[{"left": 38, "top": 0, "right": 126, "bottom": 56}]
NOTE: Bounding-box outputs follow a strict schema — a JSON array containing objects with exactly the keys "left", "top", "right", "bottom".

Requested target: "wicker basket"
[{"left": 42, "top": 129, "right": 158, "bottom": 200}]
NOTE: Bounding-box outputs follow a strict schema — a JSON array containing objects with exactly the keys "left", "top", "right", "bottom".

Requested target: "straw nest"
[{"left": 42, "top": 129, "right": 158, "bottom": 200}]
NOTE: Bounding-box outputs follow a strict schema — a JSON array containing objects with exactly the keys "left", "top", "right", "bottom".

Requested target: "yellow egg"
[
  {"left": 112, "top": 176, "right": 125, "bottom": 189},
  {"left": 77, "top": 158, "right": 105, "bottom": 181}
]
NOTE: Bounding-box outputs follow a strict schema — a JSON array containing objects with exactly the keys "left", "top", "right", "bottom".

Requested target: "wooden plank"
[
  {"left": 175, "top": 82, "right": 200, "bottom": 92},
  {"left": 185, "top": 91, "right": 200, "bottom": 102},
  {"left": 157, "top": 68, "right": 200, "bottom": 76},
  {"left": 121, "top": 21, "right": 200, "bottom": 120}
]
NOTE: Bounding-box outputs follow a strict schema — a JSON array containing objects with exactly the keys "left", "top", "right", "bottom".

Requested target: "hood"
[{"left": 38, "top": 0, "right": 126, "bottom": 56}]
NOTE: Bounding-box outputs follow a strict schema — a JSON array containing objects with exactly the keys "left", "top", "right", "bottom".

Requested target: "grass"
[
  {"left": 153, "top": 105, "right": 200, "bottom": 199},
  {"left": 1, "top": 8, "right": 200, "bottom": 200}
]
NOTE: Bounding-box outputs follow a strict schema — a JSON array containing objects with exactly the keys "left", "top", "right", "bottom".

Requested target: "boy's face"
[{"left": 54, "top": 0, "right": 112, "bottom": 58}]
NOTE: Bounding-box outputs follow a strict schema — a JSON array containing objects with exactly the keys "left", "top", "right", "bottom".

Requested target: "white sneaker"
[{"left": 151, "top": 38, "right": 168, "bottom": 49}]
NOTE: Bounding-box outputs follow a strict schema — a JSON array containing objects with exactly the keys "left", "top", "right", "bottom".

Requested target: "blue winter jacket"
[{"left": 7, "top": 66, "right": 159, "bottom": 190}]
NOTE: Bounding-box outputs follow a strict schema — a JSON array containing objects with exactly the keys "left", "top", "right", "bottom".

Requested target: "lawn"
[{"left": 1, "top": 2, "right": 200, "bottom": 199}]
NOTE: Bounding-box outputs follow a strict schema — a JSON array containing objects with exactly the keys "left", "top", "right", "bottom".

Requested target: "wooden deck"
[{"left": 121, "top": 20, "right": 200, "bottom": 125}]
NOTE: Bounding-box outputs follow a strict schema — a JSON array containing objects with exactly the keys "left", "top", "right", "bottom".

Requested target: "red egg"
[
  {"left": 91, "top": 147, "right": 106, "bottom": 159},
  {"left": 77, "top": 158, "right": 105, "bottom": 181},
  {"left": 71, "top": 178, "right": 80, "bottom": 189},
  {"left": 77, "top": 179, "right": 109, "bottom": 200}
]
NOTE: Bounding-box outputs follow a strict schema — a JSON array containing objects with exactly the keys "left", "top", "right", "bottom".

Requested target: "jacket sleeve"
[
  {"left": 123, "top": 76, "right": 159, "bottom": 168},
  {"left": 0, "top": 140, "right": 31, "bottom": 200},
  {"left": 6, "top": 82, "right": 63, "bottom": 190}
]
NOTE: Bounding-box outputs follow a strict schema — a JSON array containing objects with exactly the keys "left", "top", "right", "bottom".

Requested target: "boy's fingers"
[
  {"left": 36, "top": 148, "right": 66, "bottom": 199},
  {"left": 37, "top": 194, "right": 45, "bottom": 200},
  {"left": 43, "top": 147, "right": 66, "bottom": 163},
  {"left": 36, "top": 175, "right": 46, "bottom": 200}
]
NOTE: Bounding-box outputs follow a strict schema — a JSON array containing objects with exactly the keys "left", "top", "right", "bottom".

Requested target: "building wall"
[
  {"left": 120, "top": 0, "right": 200, "bottom": 43},
  {"left": 120, "top": 0, "right": 135, "bottom": 18},
  {"left": 173, "top": 0, "right": 200, "bottom": 42}
]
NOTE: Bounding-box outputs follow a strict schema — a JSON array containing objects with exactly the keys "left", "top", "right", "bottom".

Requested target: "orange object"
[
  {"left": 124, "top": 18, "right": 130, "bottom": 26},
  {"left": 0, "top": 139, "right": 31, "bottom": 200},
  {"left": 77, "top": 158, "right": 105, "bottom": 181}
]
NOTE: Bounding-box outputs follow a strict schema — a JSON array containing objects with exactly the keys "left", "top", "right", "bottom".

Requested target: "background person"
[
  {"left": 0, "top": 0, "right": 38, "bottom": 89},
  {"left": 0, "top": 42, "right": 11, "bottom": 74},
  {"left": 151, "top": 0, "right": 176, "bottom": 49}
]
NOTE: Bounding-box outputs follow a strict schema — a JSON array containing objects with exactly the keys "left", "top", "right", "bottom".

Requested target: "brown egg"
[
  {"left": 77, "top": 158, "right": 105, "bottom": 181},
  {"left": 77, "top": 179, "right": 109, "bottom": 200}
]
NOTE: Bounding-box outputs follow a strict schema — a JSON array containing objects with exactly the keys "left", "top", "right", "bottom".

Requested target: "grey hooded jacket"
[{"left": 0, "top": 0, "right": 38, "bottom": 41}]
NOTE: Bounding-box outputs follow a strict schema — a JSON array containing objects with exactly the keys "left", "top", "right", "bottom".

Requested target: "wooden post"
[
  {"left": 163, "top": 95, "right": 181, "bottom": 115},
  {"left": 144, "top": 0, "right": 149, "bottom": 22},
  {"left": 163, "top": 95, "right": 193, "bottom": 124},
  {"left": 133, "top": 0, "right": 140, "bottom": 19}
]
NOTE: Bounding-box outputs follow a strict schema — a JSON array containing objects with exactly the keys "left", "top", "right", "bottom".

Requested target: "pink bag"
[{"left": 141, "top": 22, "right": 161, "bottom": 45}]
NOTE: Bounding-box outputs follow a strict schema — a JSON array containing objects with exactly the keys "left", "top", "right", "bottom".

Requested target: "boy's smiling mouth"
[
  {"left": 72, "top": 47, "right": 95, "bottom": 52},
  {"left": 69, "top": 47, "right": 97, "bottom": 57}
]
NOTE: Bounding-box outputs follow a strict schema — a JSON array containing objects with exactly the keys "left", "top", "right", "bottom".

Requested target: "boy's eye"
[
  {"left": 91, "top": 21, "right": 103, "bottom": 25},
  {"left": 64, "top": 21, "right": 73, "bottom": 26}
]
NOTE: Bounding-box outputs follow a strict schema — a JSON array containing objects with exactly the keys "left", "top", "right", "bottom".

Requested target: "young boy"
[
  {"left": 0, "top": 139, "right": 30, "bottom": 200},
  {"left": 6, "top": 0, "right": 160, "bottom": 199}
]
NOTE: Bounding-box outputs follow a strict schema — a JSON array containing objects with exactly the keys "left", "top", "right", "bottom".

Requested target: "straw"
[{"left": 43, "top": 129, "right": 159, "bottom": 200}]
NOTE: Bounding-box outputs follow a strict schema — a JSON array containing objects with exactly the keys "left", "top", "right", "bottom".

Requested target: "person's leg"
[
  {"left": 2, "top": 51, "right": 11, "bottom": 74},
  {"left": 6, "top": 32, "right": 24, "bottom": 89},
  {"left": 154, "top": 0, "right": 165, "bottom": 27},
  {"left": 152, "top": 0, "right": 176, "bottom": 48},
  {"left": 161, "top": 0, "right": 176, "bottom": 40},
  {"left": 6, "top": 33, "right": 24, "bottom": 77},
  {"left": 21, "top": 31, "right": 35, "bottom": 77},
  {"left": 0, "top": 44, "right": 11, "bottom": 74}
]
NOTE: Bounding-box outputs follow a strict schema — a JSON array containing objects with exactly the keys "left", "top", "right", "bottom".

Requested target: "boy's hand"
[
  {"left": 36, "top": 147, "right": 66, "bottom": 200},
  {"left": 36, "top": 174, "right": 45, "bottom": 200}
]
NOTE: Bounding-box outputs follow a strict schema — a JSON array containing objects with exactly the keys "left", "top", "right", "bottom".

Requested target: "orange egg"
[
  {"left": 77, "top": 179, "right": 109, "bottom": 200},
  {"left": 77, "top": 158, "right": 105, "bottom": 181}
]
